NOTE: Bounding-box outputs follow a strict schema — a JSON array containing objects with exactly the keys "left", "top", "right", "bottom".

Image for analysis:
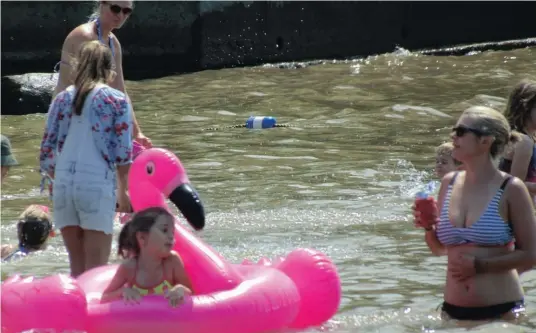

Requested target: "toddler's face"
[{"left": 435, "top": 153, "right": 458, "bottom": 179}]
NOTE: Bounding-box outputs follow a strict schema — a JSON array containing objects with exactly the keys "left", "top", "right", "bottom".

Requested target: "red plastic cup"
[{"left": 415, "top": 194, "right": 437, "bottom": 228}]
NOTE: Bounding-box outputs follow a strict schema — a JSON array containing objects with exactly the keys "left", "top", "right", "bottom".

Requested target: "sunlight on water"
[{"left": 2, "top": 47, "right": 536, "bottom": 332}]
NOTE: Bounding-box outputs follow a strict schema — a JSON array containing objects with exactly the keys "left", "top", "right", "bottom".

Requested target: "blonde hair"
[
  {"left": 71, "top": 41, "right": 114, "bottom": 116},
  {"left": 504, "top": 79, "right": 536, "bottom": 134},
  {"left": 19, "top": 205, "right": 51, "bottom": 223},
  {"left": 435, "top": 142, "right": 462, "bottom": 166},
  {"left": 462, "top": 106, "right": 520, "bottom": 159},
  {"left": 88, "top": 1, "right": 100, "bottom": 22}
]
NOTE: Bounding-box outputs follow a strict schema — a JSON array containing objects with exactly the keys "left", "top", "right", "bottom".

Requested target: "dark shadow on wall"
[{"left": 1, "top": 1, "right": 536, "bottom": 80}]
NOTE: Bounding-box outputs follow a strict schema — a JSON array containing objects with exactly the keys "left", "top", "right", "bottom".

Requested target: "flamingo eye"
[{"left": 146, "top": 161, "right": 155, "bottom": 175}]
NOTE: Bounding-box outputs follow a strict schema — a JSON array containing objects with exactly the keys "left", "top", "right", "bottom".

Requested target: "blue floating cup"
[{"left": 245, "top": 116, "right": 277, "bottom": 129}]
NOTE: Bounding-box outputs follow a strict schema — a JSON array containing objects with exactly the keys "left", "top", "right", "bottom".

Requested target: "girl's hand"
[
  {"left": 166, "top": 284, "right": 190, "bottom": 308},
  {"left": 117, "top": 190, "right": 132, "bottom": 213},
  {"left": 135, "top": 132, "right": 153, "bottom": 149},
  {"left": 122, "top": 287, "right": 141, "bottom": 304}
]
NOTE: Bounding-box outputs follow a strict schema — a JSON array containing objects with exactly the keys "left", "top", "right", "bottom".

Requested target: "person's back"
[{"left": 40, "top": 40, "right": 133, "bottom": 277}]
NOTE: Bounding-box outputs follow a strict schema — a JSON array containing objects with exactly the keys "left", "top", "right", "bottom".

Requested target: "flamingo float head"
[{"left": 128, "top": 148, "right": 205, "bottom": 230}]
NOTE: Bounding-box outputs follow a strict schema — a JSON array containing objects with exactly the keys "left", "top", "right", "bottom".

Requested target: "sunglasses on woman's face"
[
  {"left": 452, "top": 125, "right": 486, "bottom": 137},
  {"left": 102, "top": 1, "right": 133, "bottom": 15}
]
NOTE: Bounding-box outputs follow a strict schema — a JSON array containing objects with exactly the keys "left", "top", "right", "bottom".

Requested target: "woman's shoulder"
[
  {"left": 63, "top": 23, "right": 95, "bottom": 50},
  {"left": 66, "top": 22, "right": 94, "bottom": 41}
]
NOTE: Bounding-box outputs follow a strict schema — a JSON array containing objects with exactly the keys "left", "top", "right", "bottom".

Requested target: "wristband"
[{"left": 424, "top": 226, "right": 434, "bottom": 231}]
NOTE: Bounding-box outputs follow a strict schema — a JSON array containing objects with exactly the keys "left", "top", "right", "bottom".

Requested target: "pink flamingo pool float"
[{"left": 1, "top": 148, "right": 342, "bottom": 333}]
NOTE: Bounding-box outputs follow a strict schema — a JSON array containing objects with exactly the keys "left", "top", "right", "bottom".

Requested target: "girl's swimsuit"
[
  {"left": 436, "top": 172, "right": 524, "bottom": 320},
  {"left": 129, "top": 260, "right": 173, "bottom": 296}
]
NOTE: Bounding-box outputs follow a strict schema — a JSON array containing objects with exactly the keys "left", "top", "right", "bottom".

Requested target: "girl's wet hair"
[
  {"left": 17, "top": 205, "right": 52, "bottom": 250},
  {"left": 117, "top": 206, "right": 174, "bottom": 259},
  {"left": 504, "top": 79, "right": 536, "bottom": 133}
]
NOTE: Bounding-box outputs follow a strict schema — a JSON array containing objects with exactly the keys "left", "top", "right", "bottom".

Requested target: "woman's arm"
[
  {"left": 110, "top": 36, "right": 144, "bottom": 140},
  {"left": 474, "top": 177, "right": 536, "bottom": 273},
  {"left": 170, "top": 252, "right": 193, "bottom": 294},
  {"left": 39, "top": 92, "right": 71, "bottom": 177},
  {"left": 101, "top": 264, "right": 130, "bottom": 303}
]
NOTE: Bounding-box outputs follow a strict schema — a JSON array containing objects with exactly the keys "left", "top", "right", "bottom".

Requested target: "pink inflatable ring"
[{"left": 1, "top": 148, "right": 342, "bottom": 333}]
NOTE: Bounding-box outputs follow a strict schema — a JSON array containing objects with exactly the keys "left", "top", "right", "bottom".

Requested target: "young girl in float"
[
  {"left": 101, "top": 206, "right": 193, "bottom": 307},
  {"left": 1, "top": 205, "right": 56, "bottom": 261}
]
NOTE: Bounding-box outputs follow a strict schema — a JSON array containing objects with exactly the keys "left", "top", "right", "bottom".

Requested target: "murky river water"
[{"left": 2, "top": 47, "right": 536, "bottom": 332}]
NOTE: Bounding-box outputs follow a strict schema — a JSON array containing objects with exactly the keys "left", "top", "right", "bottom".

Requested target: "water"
[{"left": 2, "top": 47, "right": 536, "bottom": 332}]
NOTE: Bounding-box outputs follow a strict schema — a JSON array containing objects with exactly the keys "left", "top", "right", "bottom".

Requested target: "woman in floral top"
[{"left": 40, "top": 40, "right": 133, "bottom": 277}]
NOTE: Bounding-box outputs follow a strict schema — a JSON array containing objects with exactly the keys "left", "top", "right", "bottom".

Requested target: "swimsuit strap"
[
  {"left": 95, "top": 17, "right": 115, "bottom": 57},
  {"left": 500, "top": 176, "right": 512, "bottom": 191},
  {"left": 449, "top": 171, "right": 459, "bottom": 186}
]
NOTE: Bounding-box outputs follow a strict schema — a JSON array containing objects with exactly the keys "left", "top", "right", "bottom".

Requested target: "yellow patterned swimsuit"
[{"left": 130, "top": 261, "right": 173, "bottom": 296}]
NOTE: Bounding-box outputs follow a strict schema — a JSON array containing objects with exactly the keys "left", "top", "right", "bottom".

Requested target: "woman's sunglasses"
[
  {"left": 102, "top": 2, "right": 133, "bottom": 15},
  {"left": 452, "top": 125, "right": 487, "bottom": 137}
]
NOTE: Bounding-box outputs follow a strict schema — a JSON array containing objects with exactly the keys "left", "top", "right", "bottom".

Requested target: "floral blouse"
[{"left": 39, "top": 85, "right": 133, "bottom": 175}]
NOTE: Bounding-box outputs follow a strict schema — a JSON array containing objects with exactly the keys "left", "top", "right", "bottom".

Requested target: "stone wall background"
[{"left": 2, "top": 1, "right": 536, "bottom": 80}]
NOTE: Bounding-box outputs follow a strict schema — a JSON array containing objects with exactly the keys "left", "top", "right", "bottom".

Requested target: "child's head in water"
[
  {"left": 117, "top": 207, "right": 175, "bottom": 259},
  {"left": 17, "top": 205, "right": 54, "bottom": 251},
  {"left": 435, "top": 142, "right": 463, "bottom": 179}
]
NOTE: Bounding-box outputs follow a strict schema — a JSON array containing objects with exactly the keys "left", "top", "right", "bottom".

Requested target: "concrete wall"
[{"left": 2, "top": 1, "right": 536, "bottom": 79}]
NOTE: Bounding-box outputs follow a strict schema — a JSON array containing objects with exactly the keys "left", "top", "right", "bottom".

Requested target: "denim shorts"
[{"left": 53, "top": 161, "right": 116, "bottom": 235}]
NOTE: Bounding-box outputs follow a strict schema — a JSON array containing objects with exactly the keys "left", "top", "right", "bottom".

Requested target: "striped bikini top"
[
  {"left": 436, "top": 173, "right": 514, "bottom": 246},
  {"left": 129, "top": 261, "right": 173, "bottom": 296}
]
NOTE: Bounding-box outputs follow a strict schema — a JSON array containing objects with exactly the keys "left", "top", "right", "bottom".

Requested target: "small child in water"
[
  {"left": 1, "top": 205, "right": 55, "bottom": 262},
  {"left": 102, "top": 207, "right": 193, "bottom": 307},
  {"left": 435, "top": 142, "right": 463, "bottom": 179}
]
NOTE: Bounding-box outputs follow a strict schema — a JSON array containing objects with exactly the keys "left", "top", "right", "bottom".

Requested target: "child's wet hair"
[
  {"left": 17, "top": 205, "right": 52, "bottom": 250},
  {"left": 435, "top": 142, "right": 462, "bottom": 166},
  {"left": 117, "top": 206, "right": 174, "bottom": 259}
]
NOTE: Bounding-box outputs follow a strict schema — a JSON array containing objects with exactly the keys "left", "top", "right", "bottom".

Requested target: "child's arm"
[
  {"left": 170, "top": 252, "right": 193, "bottom": 294},
  {"left": 1, "top": 245, "right": 14, "bottom": 259},
  {"left": 100, "top": 263, "right": 130, "bottom": 303}
]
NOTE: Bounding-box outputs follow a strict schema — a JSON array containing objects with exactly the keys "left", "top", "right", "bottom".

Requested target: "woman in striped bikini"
[
  {"left": 52, "top": 0, "right": 151, "bottom": 149},
  {"left": 413, "top": 106, "right": 536, "bottom": 321}
]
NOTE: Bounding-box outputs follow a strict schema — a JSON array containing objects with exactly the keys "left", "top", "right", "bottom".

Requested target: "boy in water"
[
  {"left": 1, "top": 205, "right": 56, "bottom": 261},
  {"left": 435, "top": 142, "right": 463, "bottom": 179}
]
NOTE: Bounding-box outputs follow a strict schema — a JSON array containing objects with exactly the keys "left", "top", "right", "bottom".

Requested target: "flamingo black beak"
[{"left": 169, "top": 183, "right": 205, "bottom": 230}]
